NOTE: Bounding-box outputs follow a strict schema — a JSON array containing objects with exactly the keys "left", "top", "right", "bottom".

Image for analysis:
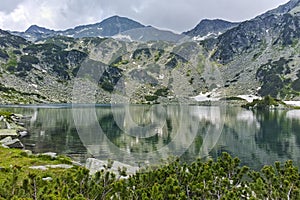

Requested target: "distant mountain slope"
[
  {"left": 0, "top": 29, "right": 29, "bottom": 48},
  {"left": 10, "top": 25, "right": 55, "bottom": 42},
  {"left": 59, "top": 15, "right": 145, "bottom": 38},
  {"left": 183, "top": 19, "right": 239, "bottom": 40},
  {"left": 212, "top": 0, "right": 300, "bottom": 64},
  {"left": 2, "top": 0, "right": 300, "bottom": 104},
  {"left": 0, "top": 30, "right": 206, "bottom": 104},
  {"left": 11, "top": 16, "right": 145, "bottom": 41},
  {"left": 113, "top": 26, "right": 186, "bottom": 42},
  {"left": 25, "top": 25, "right": 55, "bottom": 35}
]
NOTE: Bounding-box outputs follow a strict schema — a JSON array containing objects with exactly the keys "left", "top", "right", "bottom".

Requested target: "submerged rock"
[{"left": 18, "top": 131, "right": 28, "bottom": 138}]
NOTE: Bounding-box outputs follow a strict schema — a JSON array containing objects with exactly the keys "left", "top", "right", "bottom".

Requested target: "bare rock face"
[{"left": 183, "top": 19, "right": 239, "bottom": 39}]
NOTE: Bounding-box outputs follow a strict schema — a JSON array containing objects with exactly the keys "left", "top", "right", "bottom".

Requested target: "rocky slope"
[
  {"left": 183, "top": 19, "right": 239, "bottom": 40},
  {"left": 210, "top": 0, "right": 300, "bottom": 99},
  {"left": 113, "top": 26, "right": 187, "bottom": 42},
  {"left": 1, "top": 0, "right": 300, "bottom": 104},
  {"left": 0, "top": 30, "right": 214, "bottom": 104}
]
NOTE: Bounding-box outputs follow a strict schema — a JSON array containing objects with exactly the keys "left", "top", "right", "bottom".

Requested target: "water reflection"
[
  {"left": 1, "top": 105, "right": 300, "bottom": 169},
  {"left": 0, "top": 106, "right": 88, "bottom": 162},
  {"left": 214, "top": 108, "right": 300, "bottom": 170},
  {"left": 72, "top": 105, "right": 225, "bottom": 165}
]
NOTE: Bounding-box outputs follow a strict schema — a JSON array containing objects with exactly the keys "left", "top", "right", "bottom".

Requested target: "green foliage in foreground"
[{"left": 0, "top": 149, "right": 300, "bottom": 199}]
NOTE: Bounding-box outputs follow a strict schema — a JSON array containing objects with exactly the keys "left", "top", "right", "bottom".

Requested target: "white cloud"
[{"left": 0, "top": 0, "right": 291, "bottom": 32}]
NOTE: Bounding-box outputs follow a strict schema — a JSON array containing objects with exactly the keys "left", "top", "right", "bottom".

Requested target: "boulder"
[
  {"left": 72, "top": 160, "right": 83, "bottom": 167},
  {"left": 3, "top": 138, "right": 25, "bottom": 149},
  {"left": 40, "top": 152, "right": 57, "bottom": 158},
  {"left": 46, "top": 164, "right": 73, "bottom": 169},
  {"left": 0, "top": 129, "right": 18, "bottom": 139},
  {"left": 1, "top": 144, "right": 9, "bottom": 148},
  {"left": 5, "top": 122, "right": 11, "bottom": 129},
  {"left": 29, "top": 164, "right": 73, "bottom": 170},
  {"left": 29, "top": 166, "right": 48, "bottom": 170},
  {"left": 13, "top": 114, "right": 24, "bottom": 119},
  {"left": 22, "top": 150, "right": 33, "bottom": 156},
  {"left": 18, "top": 131, "right": 28, "bottom": 138},
  {"left": 0, "top": 136, "right": 12, "bottom": 144},
  {"left": 42, "top": 177, "right": 53, "bottom": 181},
  {"left": 85, "top": 158, "right": 139, "bottom": 176},
  {"left": 17, "top": 122, "right": 25, "bottom": 126}
]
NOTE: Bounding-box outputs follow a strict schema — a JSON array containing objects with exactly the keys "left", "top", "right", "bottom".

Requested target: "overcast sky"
[{"left": 0, "top": 0, "right": 290, "bottom": 33}]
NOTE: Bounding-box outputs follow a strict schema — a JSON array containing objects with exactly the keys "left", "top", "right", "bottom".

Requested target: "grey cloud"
[
  {"left": 0, "top": 0, "right": 291, "bottom": 32},
  {"left": 0, "top": 0, "right": 24, "bottom": 13}
]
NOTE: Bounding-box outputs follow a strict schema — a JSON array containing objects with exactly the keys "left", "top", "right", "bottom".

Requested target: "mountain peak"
[
  {"left": 105, "top": 15, "right": 122, "bottom": 20},
  {"left": 25, "top": 25, "right": 54, "bottom": 34},
  {"left": 96, "top": 15, "right": 145, "bottom": 37},
  {"left": 100, "top": 15, "right": 144, "bottom": 26}
]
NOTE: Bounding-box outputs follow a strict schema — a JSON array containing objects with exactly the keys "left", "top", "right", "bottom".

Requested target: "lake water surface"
[{"left": 1, "top": 104, "right": 300, "bottom": 170}]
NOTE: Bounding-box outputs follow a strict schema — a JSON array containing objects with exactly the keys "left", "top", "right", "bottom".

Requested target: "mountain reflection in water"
[{"left": 1, "top": 105, "right": 300, "bottom": 169}]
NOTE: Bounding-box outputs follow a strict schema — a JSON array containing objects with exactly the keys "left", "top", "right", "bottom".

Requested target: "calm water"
[{"left": 1, "top": 104, "right": 300, "bottom": 170}]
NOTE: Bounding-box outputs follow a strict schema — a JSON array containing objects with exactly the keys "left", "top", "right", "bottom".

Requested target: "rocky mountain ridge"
[
  {"left": 113, "top": 26, "right": 187, "bottom": 42},
  {"left": 183, "top": 19, "right": 239, "bottom": 41},
  {"left": 11, "top": 16, "right": 146, "bottom": 42},
  {"left": 209, "top": 0, "right": 300, "bottom": 99}
]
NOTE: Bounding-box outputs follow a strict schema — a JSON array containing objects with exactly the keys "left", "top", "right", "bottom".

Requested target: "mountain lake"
[{"left": 1, "top": 104, "right": 300, "bottom": 170}]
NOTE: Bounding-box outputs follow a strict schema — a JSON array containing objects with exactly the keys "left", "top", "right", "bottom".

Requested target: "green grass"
[
  {"left": 0, "top": 147, "right": 73, "bottom": 183},
  {"left": 3, "top": 50, "right": 18, "bottom": 69},
  {"left": 0, "top": 111, "right": 12, "bottom": 118}
]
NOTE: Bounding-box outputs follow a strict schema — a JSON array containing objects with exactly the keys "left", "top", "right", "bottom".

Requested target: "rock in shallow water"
[{"left": 18, "top": 131, "right": 28, "bottom": 138}]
